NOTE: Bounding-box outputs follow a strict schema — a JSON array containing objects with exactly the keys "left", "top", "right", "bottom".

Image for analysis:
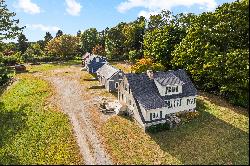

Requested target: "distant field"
[
  {"left": 26, "top": 60, "right": 81, "bottom": 73},
  {"left": 0, "top": 74, "right": 83, "bottom": 165},
  {"left": 101, "top": 94, "right": 249, "bottom": 165},
  {"left": 110, "top": 61, "right": 133, "bottom": 73}
]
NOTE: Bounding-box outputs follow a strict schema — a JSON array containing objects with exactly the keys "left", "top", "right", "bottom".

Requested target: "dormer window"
[
  {"left": 96, "top": 58, "right": 99, "bottom": 62},
  {"left": 166, "top": 86, "right": 179, "bottom": 95},
  {"left": 154, "top": 72, "right": 184, "bottom": 96},
  {"left": 165, "top": 85, "right": 181, "bottom": 95}
]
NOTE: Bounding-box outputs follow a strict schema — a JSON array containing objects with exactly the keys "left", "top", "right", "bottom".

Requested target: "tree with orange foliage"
[
  {"left": 131, "top": 57, "right": 165, "bottom": 73},
  {"left": 92, "top": 44, "right": 106, "bottom": 56},
  {"left": 45, "top": 35, "right": 79, "bottom": 59}
]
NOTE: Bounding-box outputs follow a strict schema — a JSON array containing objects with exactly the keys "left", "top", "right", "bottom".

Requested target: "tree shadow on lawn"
[
  {"left": 83, "top": 78, "right": 98, "bottom": 81},
  {"left": 0, "top": 102, "right": 28, "bottom": 164},
  {"left": 148, "top": 99, "right": 249, "bottom": 165},
  {"left": 0, "top": 102, "right": 28, "bottom": 147},
  {"left": 198, "top": 91, "right": 249, "bottom": 117},
  {"left": 89, "top": 85, "right": 105, "bottom": 89}
]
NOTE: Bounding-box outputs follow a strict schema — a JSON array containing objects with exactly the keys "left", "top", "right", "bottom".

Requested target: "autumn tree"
[
  {"left": 92, "top": 44, "right": 105, "bottom": 56},
  {"left": 45, "top": 34, "right": 79, "bottom": 59},
  {"left": 131, "top": 57, "right": 165, "bottom": 73}
]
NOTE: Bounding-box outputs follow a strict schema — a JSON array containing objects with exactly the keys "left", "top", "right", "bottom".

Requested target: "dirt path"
[{"left": 39, "top": 66, "right": 112, "bottom": 165}]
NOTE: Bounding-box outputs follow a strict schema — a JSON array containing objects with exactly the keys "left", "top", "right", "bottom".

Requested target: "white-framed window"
[
  {"left": 96, "top": 58, "right": 99, "bottom": 62},
  {"left": 165, "top": 85, "right": 180, "bottom": 95}
]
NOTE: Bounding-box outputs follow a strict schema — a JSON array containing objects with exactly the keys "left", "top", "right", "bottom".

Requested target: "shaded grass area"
[
  {"left": 101, "top": 97, "right": 249, "bottom": 165},
  {"left": 0, "top": 75, "right": 83, "bottom": 165},
  {"left": 0, "top": 66, "right": 16, "bottom": 86}
]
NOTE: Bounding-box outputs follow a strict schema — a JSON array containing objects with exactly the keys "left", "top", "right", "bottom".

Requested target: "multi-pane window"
[{"left": 166, "top": 86, "right": 179, "bottom": 95}]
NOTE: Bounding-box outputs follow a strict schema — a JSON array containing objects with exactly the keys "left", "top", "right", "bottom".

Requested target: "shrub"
[
  {"left": 0, "top": 67, "right": 9, "bottom": 86},
  {"left": 0, "top": 54, "right": 11, "bottom": 86},
  {"left": 146, "top": 122, "right": 171, "bottom": 133},
  {"left": 177, "top": 111, "right": 200, "bottom": 122}
]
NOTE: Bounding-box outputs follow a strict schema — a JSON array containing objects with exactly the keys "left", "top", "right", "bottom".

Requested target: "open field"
[{"left": 0, "top": 62, "right": 248, "bottom": 165}]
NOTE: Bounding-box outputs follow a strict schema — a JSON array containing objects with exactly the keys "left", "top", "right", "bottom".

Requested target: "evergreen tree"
[
  {"left": 17, "top": 33, "right": 28, "bottom": 53},
  {"left": 56, "top": 30, "right": 63, "bottom": 38}
]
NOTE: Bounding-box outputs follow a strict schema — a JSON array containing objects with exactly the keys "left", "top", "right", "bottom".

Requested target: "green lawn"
[
  {"left": 101, "top": 96, "right": 249, "bottom": 165},
  {"left": 27, "top": 60, "right": 81, "bottom": 73},
  {"left": 0, "top": 75, "right": 83, "bottom": 165}
]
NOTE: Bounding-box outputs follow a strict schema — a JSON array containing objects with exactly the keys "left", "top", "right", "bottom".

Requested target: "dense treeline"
[{"left": 0, "top": 0, "right": 249, "bottom": 107}]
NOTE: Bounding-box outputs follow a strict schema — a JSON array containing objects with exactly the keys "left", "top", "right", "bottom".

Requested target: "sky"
[{"left": 5, "top": 0, "right": 236, "bottom": 42}]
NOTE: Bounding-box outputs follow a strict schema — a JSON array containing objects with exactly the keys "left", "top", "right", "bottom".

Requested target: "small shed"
[
  {"left": 86, "top": 55, "right": 107, "bottom": 74},
  {"left": 96, "top": 64, "right": 124, "bottom": 92}
]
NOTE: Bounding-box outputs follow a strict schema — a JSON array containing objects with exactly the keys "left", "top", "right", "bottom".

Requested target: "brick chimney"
[{"left": 147, "top": 70, "right": 154, "bottom": 79}]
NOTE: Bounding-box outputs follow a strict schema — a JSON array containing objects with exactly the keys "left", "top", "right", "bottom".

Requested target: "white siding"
[
  {"left": 154, "top": 80, "right": 182, "bottom": 96},
  {"left": 145, "top": 96, "right": 197, "bottom": 122}
]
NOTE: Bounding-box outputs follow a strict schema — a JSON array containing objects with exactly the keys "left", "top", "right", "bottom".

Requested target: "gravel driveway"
[{"left": 42, "top": 66, "right": 113, "bottom": 165}]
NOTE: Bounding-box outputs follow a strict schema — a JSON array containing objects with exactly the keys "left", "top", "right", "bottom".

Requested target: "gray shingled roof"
[
  {"left": 126, "top": 69, "right": 197, "bottom": 111},
  {"left": 154, "top": 72, "right": 184, "bottom": 86},
  {"left": 97, "top": 64, "right": 120, "bottom": 79},
  {"left": 86, "top": 55, "right": 107, "bottom": 64}
]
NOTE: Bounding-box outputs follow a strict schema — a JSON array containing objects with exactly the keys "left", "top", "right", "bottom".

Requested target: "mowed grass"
[
  {"left": 101, "top": 96, "right": 249, "bottom": 165},
  {"left": 0, "top": 75, "right": 83, "bottom": 165},
  {"left": 27, "top": 59, "right": 81, "bottom": 73}
]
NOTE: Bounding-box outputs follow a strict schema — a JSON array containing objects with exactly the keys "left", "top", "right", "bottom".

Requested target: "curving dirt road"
[{"left": 40, "top": 66, "right": 113, "bottom": 165}]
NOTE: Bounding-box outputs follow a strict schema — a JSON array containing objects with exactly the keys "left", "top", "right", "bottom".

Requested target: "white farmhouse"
[{"left": 118, "top": 69, "right": 197, "bottom": 130}]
